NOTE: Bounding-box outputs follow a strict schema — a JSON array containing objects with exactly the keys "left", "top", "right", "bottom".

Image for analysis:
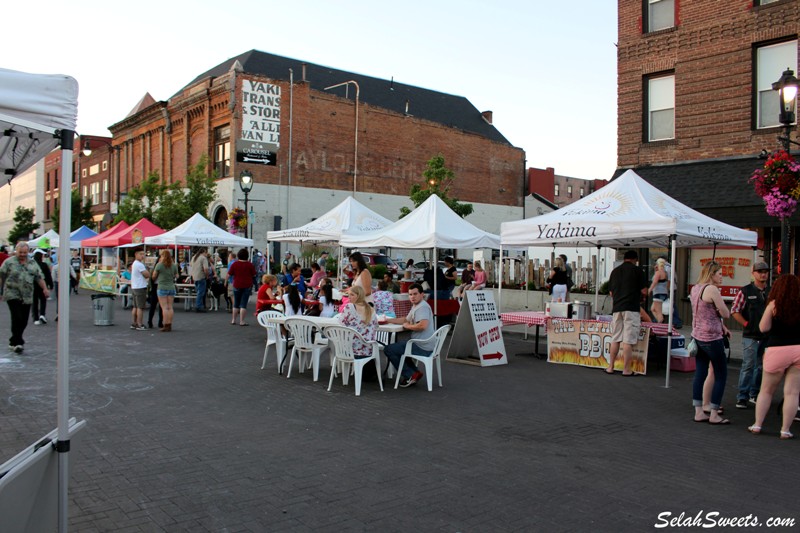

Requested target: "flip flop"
[
  {"left": 604, "top": 369, "right": 615, "bottom": 375},
  {"left": 708, "top": 418, "right": 731, "bottom": 425},
  {"left": 621, "top": 372, "right": 636, "bottom": 377}
]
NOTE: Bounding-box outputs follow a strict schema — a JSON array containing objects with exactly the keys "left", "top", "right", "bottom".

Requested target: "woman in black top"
[
  {"left": 548, "top": 257, "right": 569, "bottom": 302},
  {"left": 750, "top": 274, "right": 800, "bottom": 439}
]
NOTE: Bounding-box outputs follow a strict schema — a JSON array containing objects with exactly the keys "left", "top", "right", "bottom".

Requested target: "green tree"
[
  {"left": 156, "top": 156, "right": 218, "bottom": 229},
  {"left": 399, "top": 154, "right": 473, "bottom": 218},
  {"left": 7, "top": 206, "right": 40, "bottom": 244},
  {"left": 114, "top": 171, "right": 167, "bottom": 225},
  {"left": 114, "top": 156, "right": 219, "bottom": 230},
  {"left": 52, "top": 188, "right": 95, "bottom": 232}
]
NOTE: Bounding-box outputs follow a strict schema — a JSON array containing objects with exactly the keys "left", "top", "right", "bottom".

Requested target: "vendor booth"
[
  {"left": 500, "top": 170, "right": 758, "bottom": 384},
  {"left": 0, "top": 67, "right": 83, "bottom": 533},
  {"left": 145, "top": 212, "right": 253, "bottom": 248},
  {"left": 340, "top": 195, "right": 504, "bottom": 366}
]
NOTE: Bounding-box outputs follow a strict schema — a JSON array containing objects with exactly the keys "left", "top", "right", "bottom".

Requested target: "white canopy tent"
[
  {"left": 27, "top": 229, "right": 60, "bottom": 249},
  {"left": 500, "top": 169, "right": 758, "bottom": 386},
  {"left": 145, "top": 212, "right": 254, "bottom": 248},
  {"left": 267, "top": 196, "right": 393, "bottom": 280},
  {"left": 0, "top": 67, "right": 80, "bottom": 533},
  {"left": 341, "top": 195, "right": 501, "bottom": 319}
]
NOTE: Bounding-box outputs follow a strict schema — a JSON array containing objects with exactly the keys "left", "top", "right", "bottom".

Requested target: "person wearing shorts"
[
  {"left": 606, "top": 250, "right": 648, "bottom": 375},
  {"left": 130, "top": 250, "right": 150, "bottom": 331}
]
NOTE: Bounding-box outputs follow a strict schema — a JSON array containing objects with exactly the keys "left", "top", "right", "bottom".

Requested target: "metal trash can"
[{"left": 91, "top": 294, "right": 115, "bottom": 326}]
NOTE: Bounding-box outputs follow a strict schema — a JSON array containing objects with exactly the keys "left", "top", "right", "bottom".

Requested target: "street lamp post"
[
  {"left": 239, "top": 170, "right": 254, "bottom": 238},
  {"left": 323, "top": 80, "right": 359, "bottom": 196},
  {"left": 773, "top": 68, "right": 799, "bottom": 274}
]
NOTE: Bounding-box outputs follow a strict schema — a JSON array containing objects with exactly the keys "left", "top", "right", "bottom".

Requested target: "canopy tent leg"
[
  {"left": 433, "top": 246, "right": 438, "bottom": 330},
  {"left": 594, "top": 244, "right": 601, "bottom": 311},
  {"left": 498, "top": 245, "right": 503, "bottom": 312},
  {"left": 664, "top": 235, "right": 677, "bottom": 389},
  {"left": 57, "top": 130, "right": 75, "bottom": 533}
]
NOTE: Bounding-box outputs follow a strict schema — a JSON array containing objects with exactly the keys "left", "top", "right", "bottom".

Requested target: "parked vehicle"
[{"left": 352, "top": 252, "right": 399, "bottom": 275}]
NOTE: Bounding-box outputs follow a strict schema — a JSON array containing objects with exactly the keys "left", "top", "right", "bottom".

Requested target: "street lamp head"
[
  {"left": 239, "top": 170, "right": 253, "bottom": 193},
  {"left": 773, "top": 68, "right": 799, "bottom": 125},
  {"left": 82, "top": 140, "right": 92, "bottom": 157}
]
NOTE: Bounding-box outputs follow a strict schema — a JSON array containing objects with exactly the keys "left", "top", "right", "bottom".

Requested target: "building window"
[
  {"left": 46, "top": 171, "right": 51, "bottom": 190},
  {"left": 82, "top": 185, "right": 88, "bottom": 202},
  {"left": 102, "top": 161, "right": 108, "bottom": 171},
  {"left": 580, "top": 187, "right": 585, "bottom": 197},
  {"left": 102, "top": 179, "right": 109, "bottom": 203},
  {"left": 214, "top": 125, "right": 231, "bottom": 178},
  {"left": 91, "top": 182, "right": 100, "bottom": 205},
  {"left": 54, "top": 169, "right": 59, "bottom": 189},
  {"left": 645, "top": 0, "right": 675, "bottom": 33},
  {"left": 82, "top": 168, "right": 87, "bottom": 178},
  {"left": 554, "top": 184, "right": 560, "bottom": 196},
  {"left": 756, "top": 40, "right": 798, "bottom": 129},
  {"left": 647, "top": 74, "right": 675, "bottom": 141},
  {"left": 755, "top": 0, "right": 780, "bottom": 5},
  {"left": 567, "top": 185, "right": 573, "bottom": 197}
]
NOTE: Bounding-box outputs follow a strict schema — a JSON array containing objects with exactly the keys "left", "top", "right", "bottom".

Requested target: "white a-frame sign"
[{"left": 446, "top": 291, "right": 508, "bottom": 367}]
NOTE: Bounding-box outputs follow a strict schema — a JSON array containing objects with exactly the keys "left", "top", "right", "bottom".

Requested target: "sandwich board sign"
[{"left": 446, "top": 291, "right": 507, "bottom": 367}]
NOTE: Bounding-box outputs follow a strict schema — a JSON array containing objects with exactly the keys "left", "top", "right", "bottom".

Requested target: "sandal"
[
  {"left": 780, "top": 431, "right": 794, "bottom": 440},
  {"left": 708, "top": 418, "right": 731, "bottom": 425},
  {"left": 240, "top": 322, "right": 249, "bottom": 326},
  {"left": 748, "top": 425, "right": 762, "bottom": 434}
]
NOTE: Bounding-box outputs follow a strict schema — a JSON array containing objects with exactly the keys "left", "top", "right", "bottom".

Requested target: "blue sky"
[{"left": 5, "top": 0, "right": 618, "bottom": 181}]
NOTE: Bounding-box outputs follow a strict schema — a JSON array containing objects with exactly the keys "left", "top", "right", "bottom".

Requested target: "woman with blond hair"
[
  {"left": 690, "top": 261, "right": 731, "bottom": 425},
  {"left": 466, "top": 260, "right": 487, "bottom": 291},
  {"left": 153, "top": 249, "right": 179, "bottom": 332},
  {"left": 648, "top": 258, "right": 669, "bottom": 323},
  {"left": 256, "top": 274, "right": 281, "bottom": 313},
  {"left": 337, "top": 285, "right": 378, "bottom": 357},
  {"left": 749, "top": 274, "right": 800, "bottom": 439}
]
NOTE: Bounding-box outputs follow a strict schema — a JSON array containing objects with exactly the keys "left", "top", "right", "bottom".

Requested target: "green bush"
[{"left": 369, "top": 265, "right": 388, "bottom": 281}]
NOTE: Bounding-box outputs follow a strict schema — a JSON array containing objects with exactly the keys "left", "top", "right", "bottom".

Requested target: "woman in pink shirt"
[
  {"left": 690, "top": 261, "right": 731, "bottom": 425},
  {"left": 466, "top": 260, "right": 487, "bottom": 291}
]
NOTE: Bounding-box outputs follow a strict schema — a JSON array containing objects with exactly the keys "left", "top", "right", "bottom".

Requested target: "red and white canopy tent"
[
  {"left": 500, "top": 169, "right": 758, "bottom": 387},
  {"left": 0, "top": 67, "right": 82, "bottom": 532}
]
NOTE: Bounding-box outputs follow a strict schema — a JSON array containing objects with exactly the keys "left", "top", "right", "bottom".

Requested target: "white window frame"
[
  {"left": 90, "top": 182, "right": 100, "bottom": 206},
  {"left": 648, "top": 74, "right": 675, "bottom": 141},
  {"left": 554, "top": 184, "right": 560, "bottom": 196},
  {"left": 102, "top": 179, "right": 109, "bottom": 203},
  {"left": 647, "top": 0, "right": 674, "bottom": 33},
  {"left": 102, "top": 161, "right": 108, "bottom": 171},
  {"left": 214, "top": 125, "right": 231, "bottom": 178},
  {"left": 756, "top": 40, "right": 798, "bottom": 129}
]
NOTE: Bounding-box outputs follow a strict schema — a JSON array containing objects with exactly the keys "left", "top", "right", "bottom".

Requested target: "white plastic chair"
[
  {"left": 375, "top": 329, "right": 395, "bottom": 379},
  {"left": 323, "top": 325, "right": 383, "bottom": 396},
  {"left": 393, "top": 325, "right": 451, "bottom": 391},
  {"left": 284, "top": 317, "right": 328, "bottom": 381},
  {"left": 257, "top": 310, "right": 287, "bottom": 372}
]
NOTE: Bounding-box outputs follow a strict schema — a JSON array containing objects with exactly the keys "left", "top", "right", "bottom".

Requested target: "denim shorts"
[
  {"left": 653, "top": 294, "right": 668, "bottom": 301},
  {"left": 157, "top": 289, "right": 177, "bottom": 297}
]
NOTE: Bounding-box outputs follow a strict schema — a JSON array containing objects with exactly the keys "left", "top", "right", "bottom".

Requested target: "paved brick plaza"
[{"left": 1, "top": 294, "right": 797, "bottom": 532}]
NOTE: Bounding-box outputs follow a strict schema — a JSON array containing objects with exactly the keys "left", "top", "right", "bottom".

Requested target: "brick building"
[
  {"left": 42, "top": 135, "right": 114, "bottom": 231},
  {"left": 614, "top": 0, "right": 799, "bottom": 272},
  {"left": 527, "top": 166, "right": 607, "bottom": 208},
  {"left": 108, "top": 50, "right": 526, "bottom": 252}
]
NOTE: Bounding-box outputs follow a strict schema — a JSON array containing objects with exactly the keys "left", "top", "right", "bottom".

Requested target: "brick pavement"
[{"left": 0, "top": 294, "right": 797, "bottom": 532}]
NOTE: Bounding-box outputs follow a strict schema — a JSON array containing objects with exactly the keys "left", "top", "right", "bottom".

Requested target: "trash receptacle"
[{"left": 91, "top": 294, "right": 115, "bottom": 326}]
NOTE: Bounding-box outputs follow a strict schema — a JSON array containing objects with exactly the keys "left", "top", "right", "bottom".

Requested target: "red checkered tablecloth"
[
  {"left": 500, "top": 312, "right": 547, "bottom": 327},
  {"left": 393, "top": 299, "right": 412, "bottom": 318},
  {"left": 500, "top": 312, "right": 676, "bottom": 336}
]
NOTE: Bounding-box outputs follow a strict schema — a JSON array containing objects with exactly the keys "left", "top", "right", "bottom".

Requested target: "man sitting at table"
[
  {"left": 282, "top": 263, "right": 308, "bottom": 299},
  {"left": 384, "top": 283, "right": 436, "bottom": 387}
]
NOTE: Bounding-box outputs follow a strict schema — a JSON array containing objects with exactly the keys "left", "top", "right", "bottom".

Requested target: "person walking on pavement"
[
  {"left": 749, "top": 274, "right": 800, "bottom": 439},
  {"left": 190, "top": 247, "right": 210, "bottom": 312},
  {"left": 384, "top": 283, "right": 436, "bottom": 387},
  {"left": 130, "top": 249, "right": 150, "bottom": 330},
  {"left": 0, "top": 242, "right": 50, "bottom": 352},
  {"left": 154, "top": 249, "right": 179, "bottom": 332},
  {"left": 606, "top": 250, "right": 648, "bottom": 376},
  {"left": 31, "top": 249, "right": 53, "bottom": 325},
  {"left": 731, "top": 261, "right": 771, "bottom": 410}
]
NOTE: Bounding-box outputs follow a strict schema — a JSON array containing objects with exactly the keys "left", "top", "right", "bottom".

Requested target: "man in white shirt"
[
  {"left": 385, "top": 283, "right": 436, "bottom": 387},
  {"left": 130, "top": 250, "right": 150, "bottom": 330}
]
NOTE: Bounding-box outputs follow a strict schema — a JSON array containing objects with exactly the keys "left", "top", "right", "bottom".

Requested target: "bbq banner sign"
[
  {"left": 547, "top": 319, "right": 650, "bottom": 375},
  {"left": 237, "top": 78, "right": 281, "bottom": 166},
  {"left": 447, "top": 291, "right": 508, "bottom": 367}
]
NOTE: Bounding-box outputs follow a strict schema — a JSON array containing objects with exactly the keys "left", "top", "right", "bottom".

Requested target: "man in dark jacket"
[
  {"left": 730, "top": 261, "right": 770, "bottom": 409},
  {"left": 606, "top": 250, "right": 648, "bottom": 375}
]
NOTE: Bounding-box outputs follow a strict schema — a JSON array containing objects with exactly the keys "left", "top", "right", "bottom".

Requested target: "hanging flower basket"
[
  {"left": 228, "top": 208, "right": 247, "bottom": 234},
  {"left": 750, "top": 150, "right": 800, "bottom": 219}
]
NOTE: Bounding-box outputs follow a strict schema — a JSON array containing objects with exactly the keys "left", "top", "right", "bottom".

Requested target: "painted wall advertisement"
[
  {"left": 237, "top": 78, "right": 280, "bottom": 165},
  {"left": 547, "top": 319, "right": 650, "bottom": 375},
  {"left": 688, "top": 248, "right": 757, "bottom": 299}
]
